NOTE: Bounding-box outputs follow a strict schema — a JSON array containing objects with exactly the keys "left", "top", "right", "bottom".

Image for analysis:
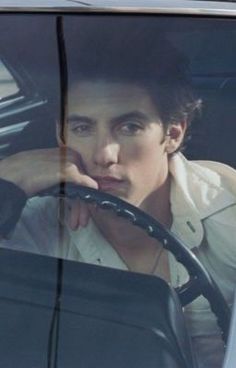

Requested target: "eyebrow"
[
  {"left": 111, "top": 111, "right": 151, "bottom": 125},
  {"left": 67, "top": 114, "right": 96, "bottom": 125},
  {"left": 67, "top": 110, "right": 152, "bottom": 126}
]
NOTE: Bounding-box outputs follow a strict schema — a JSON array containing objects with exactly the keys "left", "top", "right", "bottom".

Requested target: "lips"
[{"left": 93, "top": 176, "right": 124, "bottom": 191}]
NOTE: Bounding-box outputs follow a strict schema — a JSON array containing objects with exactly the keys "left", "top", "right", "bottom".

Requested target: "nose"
[{"left": 93, "top": 135, "right": 120, "bottom": 167}]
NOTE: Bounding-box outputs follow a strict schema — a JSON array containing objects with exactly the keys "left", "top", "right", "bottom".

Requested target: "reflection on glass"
[{"left": 0, "top": 60, "right": 19, "bottom": 99}]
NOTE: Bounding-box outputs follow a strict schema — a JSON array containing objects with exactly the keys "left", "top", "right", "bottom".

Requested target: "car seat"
[{"left": 0, "top": 247, "right": 197, "bottom": 368}]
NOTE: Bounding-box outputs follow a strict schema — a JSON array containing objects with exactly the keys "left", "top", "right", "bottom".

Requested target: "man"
[{"left": 0, "top": 18, "right": 235, "bottom": 367}]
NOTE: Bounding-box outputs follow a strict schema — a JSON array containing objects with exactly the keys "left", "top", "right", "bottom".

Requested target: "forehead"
[{"left": 68, "top": 80, "right": 159, "bottom": 118}]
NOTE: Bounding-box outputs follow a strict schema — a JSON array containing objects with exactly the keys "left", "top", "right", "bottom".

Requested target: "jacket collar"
[
  {"left": 69, "top": 153, "right": 236, "bottom": 256},
  {"left": 170, "top": 153, "right": 235, "bottom": 218},
  {"left": 169, "top": 153, "right": 236, "bottom": 248}
]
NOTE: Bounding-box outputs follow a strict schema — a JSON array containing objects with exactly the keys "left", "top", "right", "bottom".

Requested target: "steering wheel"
[{"left": 40, "top": 183, "right": 230, "bottom": 344}]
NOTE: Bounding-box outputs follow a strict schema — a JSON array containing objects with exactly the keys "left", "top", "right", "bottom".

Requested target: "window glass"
[
  {"left": 0, "top": 60, "right": 19, "bottom": 99},
  {"left": 0, "top": 13, "right": 235, "bottom": 368}
]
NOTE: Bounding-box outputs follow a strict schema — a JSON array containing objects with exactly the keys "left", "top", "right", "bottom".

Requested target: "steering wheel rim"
[{"left": 39, "top": 183, "right": 230, "bottom": 343}]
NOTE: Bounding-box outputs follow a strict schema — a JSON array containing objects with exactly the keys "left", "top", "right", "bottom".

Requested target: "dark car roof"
[{"left": 0, "top": 0, "right": 236, "bottom": 17}]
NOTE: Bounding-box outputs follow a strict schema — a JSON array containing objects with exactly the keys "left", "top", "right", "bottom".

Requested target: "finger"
[
  {"left": 75, "top": 174, "right": 99, "bottom": 189},
  {"left": 79, "top": 201, "right": 90, "bottom": 228},
  {"left": 59, "top": 147, "right": 86, "bottom": 172},
  {"left": 68, "top": 199, "right": 81, "bottom": 230},
  {"left": 56, "top": 148, "right": 99, "bottom": 190},
  {"left": 63, "top": 165, "right": 99, "bottom": 190},
  {"left": 68, "top": 199, "right": 91, "bottom": 230}
]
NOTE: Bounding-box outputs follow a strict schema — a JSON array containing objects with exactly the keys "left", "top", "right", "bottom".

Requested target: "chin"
[{"left": 101, "top": 187, "right": 128, "bottom": 199}]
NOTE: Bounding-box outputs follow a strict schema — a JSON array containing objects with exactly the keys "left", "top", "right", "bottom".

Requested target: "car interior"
[{"left": 0, "top": 10, "right": 235, "bottom": 368}]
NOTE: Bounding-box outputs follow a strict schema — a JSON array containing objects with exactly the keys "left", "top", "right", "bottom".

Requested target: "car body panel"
[{"left": 0, "top": 0, "right": 235, "bottom": 17}]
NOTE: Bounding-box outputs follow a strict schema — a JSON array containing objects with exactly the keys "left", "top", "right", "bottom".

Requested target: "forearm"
[{"left": 0, "top": 178, "right": 27, "bottom": 238}]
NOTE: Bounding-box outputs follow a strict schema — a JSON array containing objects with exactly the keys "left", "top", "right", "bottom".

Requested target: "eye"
[
  {"left": 69, "top": 121, "right": 94, "bottom": 136},
  {"left": 118, "top": 121, "right": 144, "bottom": 136}
]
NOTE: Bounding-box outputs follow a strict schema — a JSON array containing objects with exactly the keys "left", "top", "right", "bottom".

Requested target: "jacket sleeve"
[
  {"left": 0, "top": 196, "right": 62, "bottom": 257},
  {"left": 0, "top": 179, "right": 27, "bottom": 238},
  {"left": 201, "top": 205, "right": 236, "bottom": 307}
]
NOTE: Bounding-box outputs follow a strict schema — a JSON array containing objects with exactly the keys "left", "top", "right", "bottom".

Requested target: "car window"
[
  {"left": 0, "top": 15, "right": 60, "bottom": 156},
  {"left": 0, "top": 60, "right": 19, "bottom": 100},
  {"left": 0, "top": 13, "right": 235, "bottom": 277},
  {"left": 0, "top": 12, "right": 235, "bottom": 368}
]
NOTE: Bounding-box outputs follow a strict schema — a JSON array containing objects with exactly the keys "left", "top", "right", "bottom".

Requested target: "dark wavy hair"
[{"left": 65, "top": 16, "right": 201, "bottom": 144}]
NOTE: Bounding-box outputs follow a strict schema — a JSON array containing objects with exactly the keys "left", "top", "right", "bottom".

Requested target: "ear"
[
  {"left": 56, "top": 121, "right": 66, "bottom": 147},
  {"left": 164, "top": 121, "right": 187, "bottom": 154}
]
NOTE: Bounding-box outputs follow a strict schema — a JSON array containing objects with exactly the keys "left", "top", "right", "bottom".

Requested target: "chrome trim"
[
  {"left": 0, "top": 96, "right": 24, "bottom": 109},
  {"left": 0, "top": 1, "right": 236, "bottom": 17},
  {"left": 0, "top": 121, "right": 28, "bottom": 135}
]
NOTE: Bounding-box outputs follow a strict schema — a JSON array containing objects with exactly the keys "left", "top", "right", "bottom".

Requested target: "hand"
[
  {"left": 66, "top": 198, "right": 93, "bottom": 229},
  {"left": 0, "top": 147, "right": 98, "bottom": 229}
]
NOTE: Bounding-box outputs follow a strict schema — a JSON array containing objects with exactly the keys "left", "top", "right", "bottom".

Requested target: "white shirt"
[{"left": 2, "top": 153, "right": 236, "bottom": 368}]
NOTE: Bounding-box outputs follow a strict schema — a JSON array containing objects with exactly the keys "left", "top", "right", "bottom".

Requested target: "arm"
[{"left": 0, "top": 147, "right": 98, "bottom": 237}]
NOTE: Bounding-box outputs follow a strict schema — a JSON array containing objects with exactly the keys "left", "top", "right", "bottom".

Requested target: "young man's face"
[{"left": 63, "top": 80, "right": 183, "bottom": 208}]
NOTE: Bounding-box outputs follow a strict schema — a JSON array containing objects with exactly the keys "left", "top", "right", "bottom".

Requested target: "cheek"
[
  {"left": 122, "top": 140, "right": 168, "bottom": 191},
  {"left": 121, "top": 137, "right": 166, "bottom": 168},
  {"left": 65, "top": 134, "right": 94, "bottom": 162}
]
